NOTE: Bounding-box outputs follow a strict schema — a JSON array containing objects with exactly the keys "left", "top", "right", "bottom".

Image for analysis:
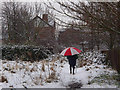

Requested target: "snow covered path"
[
  {"left": 59, "top": 63, "right": 90, "bottom": 86},
  {"left": 59, "top": 63, "right": 117, "bottom": 88}
]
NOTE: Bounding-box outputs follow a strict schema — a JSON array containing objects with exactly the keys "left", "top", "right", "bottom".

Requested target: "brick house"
[
  {"left": 29, "top": 14, "right": 56, "bottom": 47},
  {"left": 58, "top": 27, "right": 92, "bottom": 51},
  {"left": 58, "top": 26, "right": 107, "bottom": 51},
  {"left": 58, "top": 28, "right": 81, "bottom": 46}
]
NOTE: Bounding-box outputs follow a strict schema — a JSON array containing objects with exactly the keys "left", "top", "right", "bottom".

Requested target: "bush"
[
  {"left": 89, "top": 73, "right": 120, "bottom": 87},
  {"left": 105, "top": 47, "right": 120, "bottom": 74},
  {"left": 1, "top": 45, "right": 54, "bottom": 61}
]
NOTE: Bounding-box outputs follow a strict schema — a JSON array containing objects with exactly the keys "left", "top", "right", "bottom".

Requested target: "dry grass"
[
  {"left": 0, "top": 76, "right": 8, "bottom": 83},
  {"left": 45, "top": 72, "right": 58, "bottom": 83},
  {"left": 1, "top": 55, "right": 62, "bottom": 85},
  {"left": 45, "top": 58, "right": 58, "bottom": 83},
  {"left": 30, "top": 67, "right": 37, "bottom": 72},
  {"left": 78, "top": 59, "right": 93, "bottom": 67},
  {"left": 34, "top": 76, "right": 40, "bottom": 85},
  {"left": 50, "top": 67, "right": 56, "bottom": 72},
  {"left": 25, "top": 65, "right": 30, "bottom": 71},
  {"left": 41, "top": 61, "right": 45, "bottom": 72}
]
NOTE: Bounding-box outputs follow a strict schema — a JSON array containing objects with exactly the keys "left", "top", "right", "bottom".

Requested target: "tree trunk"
[{"left": 109, "top": 33, "right": 114, "bottom": 50}]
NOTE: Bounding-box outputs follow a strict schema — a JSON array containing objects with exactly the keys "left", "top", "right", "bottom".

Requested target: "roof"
[{"left": 30, "top": 15, "right": 54, "bottom": 28}]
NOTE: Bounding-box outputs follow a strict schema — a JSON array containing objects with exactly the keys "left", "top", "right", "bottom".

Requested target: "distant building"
[
  {"left": 58, "top": 25, "right": 107, "bottom": 51},
  {"left": 29, "top": 14, "right": 56, "bottom": 47},
  {"left": 58, "top": 28, "right": 81, "bottom": 46},
  {"left": 58, "top": 27, "right": 94, "bottom": 51}
]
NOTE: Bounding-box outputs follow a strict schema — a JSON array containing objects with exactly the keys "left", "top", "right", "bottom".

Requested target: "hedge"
[{"left": 1, "top": 45, "right": 54, "bottom": 61}]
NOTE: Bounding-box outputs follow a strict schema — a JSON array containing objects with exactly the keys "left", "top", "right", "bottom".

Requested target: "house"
[
  {"left": 58, "top": 27, "right": 93, "bottom": 51},
  {"left": 58, "top": 24, "right": 107, "bottom": 51},
  {"left": 58, "top": 28, "right": 81, "bottom": 46},
  {"left": 29, "top": 14, "right": 56, "bottom": 47}
]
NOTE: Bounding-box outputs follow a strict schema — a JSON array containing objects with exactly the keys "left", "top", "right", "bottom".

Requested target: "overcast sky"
[{"left": 0, "top": 0, "right": 119, "bottom": 32}]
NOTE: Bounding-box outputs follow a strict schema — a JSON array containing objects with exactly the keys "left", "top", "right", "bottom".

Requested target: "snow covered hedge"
[
  {"left": 78, "top": 51, "right": 106, "bottom": 64},
  {"left": 1, "top": 45, "right": 54, "bottom": 61}
]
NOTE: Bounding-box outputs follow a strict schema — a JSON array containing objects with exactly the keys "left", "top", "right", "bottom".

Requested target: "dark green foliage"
[
  {"left": 105, "top": 47, "right": 120, "bottom": 74},
  {"left": 1, "top": 45, "right": 54, "bottom": 61}
]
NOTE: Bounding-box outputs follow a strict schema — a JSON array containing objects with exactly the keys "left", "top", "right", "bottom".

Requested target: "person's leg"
[
  {"left": 73, "top": 66, "right": 75, "bottom": 75},
  {"left": 70, "top": 65, "right": 72, "bottom": 74}
]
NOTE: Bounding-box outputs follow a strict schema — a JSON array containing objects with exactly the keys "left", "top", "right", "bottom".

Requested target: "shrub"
[{"left": 1, "top": 45, "right": 54, "bottom": 61}]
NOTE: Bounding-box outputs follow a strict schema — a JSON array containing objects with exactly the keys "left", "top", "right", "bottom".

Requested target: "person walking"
[
  {"left": 67, "top": 54, "right": 78, "bottom": 75},
  {"left": 60, "top": 47, "right": 81, "bottom": 75}
]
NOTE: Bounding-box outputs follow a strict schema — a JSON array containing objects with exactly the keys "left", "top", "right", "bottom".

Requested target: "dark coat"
[{"left": 67, "top": 55, "right": 78, "bottom": 67}]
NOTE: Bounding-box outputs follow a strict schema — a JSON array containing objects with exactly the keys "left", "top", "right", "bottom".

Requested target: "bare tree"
[
  {"left": 2, "top": 2, "right": 56, "bottom": 47},
  {"left": 45, "top": 1, "right": 120, "bottom": 50},
  {"left": 2, "top": 2, "right": 33, "bottom": 45}
]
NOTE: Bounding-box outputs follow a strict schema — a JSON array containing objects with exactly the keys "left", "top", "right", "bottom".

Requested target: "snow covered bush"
[{"left": 77, "top": 51, "right": 105, "bottom": 67}]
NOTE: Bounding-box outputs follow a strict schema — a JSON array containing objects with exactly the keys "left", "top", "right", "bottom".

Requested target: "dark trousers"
[{"left": 70, "top": 65, "right": 75, "bottom": 74}]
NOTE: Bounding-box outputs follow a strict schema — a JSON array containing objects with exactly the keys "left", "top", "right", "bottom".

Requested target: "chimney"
[{"left": 42, "top": 14, "right": 48, "bottom": 22}]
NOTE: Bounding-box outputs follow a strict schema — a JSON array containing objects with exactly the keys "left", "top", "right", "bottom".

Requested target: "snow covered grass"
[{"left": 0, "top": 52, "right": 119, "bottom": 89}]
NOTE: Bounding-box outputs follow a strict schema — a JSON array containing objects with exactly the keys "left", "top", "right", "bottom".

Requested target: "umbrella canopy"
[{"left": 60, "top": 47, "right": 82, "bottom": 56}]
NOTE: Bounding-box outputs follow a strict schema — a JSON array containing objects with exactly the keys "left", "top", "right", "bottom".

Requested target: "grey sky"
[{"left": 0, "top": 0, "right": 119, "bottom": 30}]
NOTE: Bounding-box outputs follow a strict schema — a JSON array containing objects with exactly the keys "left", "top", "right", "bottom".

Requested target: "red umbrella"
[{"left": 60, "top": 47, "right": 82, "bottom": 56}]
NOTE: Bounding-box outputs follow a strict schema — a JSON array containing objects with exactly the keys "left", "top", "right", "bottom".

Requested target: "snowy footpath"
[{"left": 0, "top": 54, "right": 118, "bottom": 89}]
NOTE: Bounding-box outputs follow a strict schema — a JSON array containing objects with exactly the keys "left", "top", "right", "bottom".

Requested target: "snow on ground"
[{"left": 0, "top": 52, "right": 118, "bottom": 89}]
